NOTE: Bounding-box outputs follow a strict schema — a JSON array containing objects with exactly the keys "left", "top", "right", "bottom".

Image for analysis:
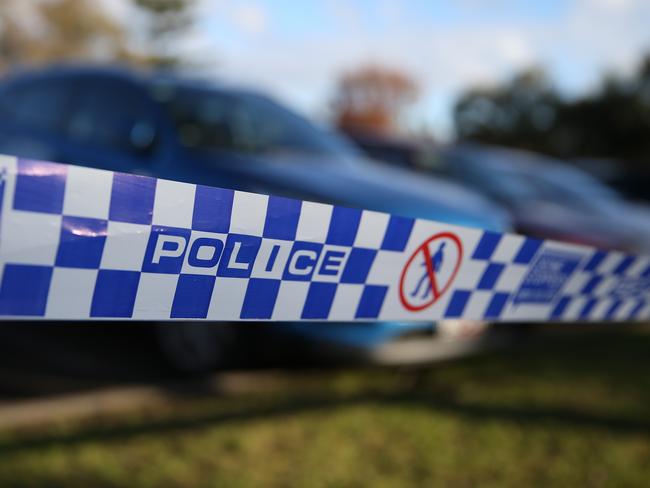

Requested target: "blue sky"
[{"left": 114, "top": 0, "right": 650, "bottom": 139}]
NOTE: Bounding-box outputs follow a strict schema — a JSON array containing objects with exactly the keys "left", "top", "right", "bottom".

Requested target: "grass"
[{"left": 0, "top": 327, "right": 649, "bottom": 487}]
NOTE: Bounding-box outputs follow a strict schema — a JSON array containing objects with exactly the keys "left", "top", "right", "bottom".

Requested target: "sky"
[{"left": 107, "top": 0, "right": 650, "bottom": 139}]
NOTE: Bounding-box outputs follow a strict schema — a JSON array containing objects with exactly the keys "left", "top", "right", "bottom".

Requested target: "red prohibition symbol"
[{"left": 399, "top": 232, "right": 463, "bottom": 312}]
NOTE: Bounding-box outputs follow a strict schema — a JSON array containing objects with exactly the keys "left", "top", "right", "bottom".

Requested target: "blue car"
[{"left": 0, "top": 65, "right": 510, "bottom": 371}]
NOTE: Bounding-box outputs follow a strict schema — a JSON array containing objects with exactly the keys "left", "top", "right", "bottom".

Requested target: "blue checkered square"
[
  {"left": 513, "top": 238, "right": 542, "bottom": 264},
  {"left": 579, "top": 298, "right": 598, "bottom": 319},
  {"left": 613, "top": 256, "right": 635, "bottom": 275},
  {"left": 551, "top": 296, "right": 571, "bottom": 318},
  {"left": 445, "top": 290, "right": 471, "bottom": 318},
  {"left": 355, "top": 285, "right": 387, "bottom": 318},
  {"left": 302, "top": 282, "right": 337, "bottom": 319},
  {"left": 171, "top": 274, "right": 215, "bottom": 318},
  {"left": 55, "top": 216, "right": 107, "bottom": 269},
  {"left": 484, "top": 292, "right": 509, "bottom": 318},
  {"left": 192, "top": 185, "right": 234, "bottom": 233},
  {"left": 0, "top": 264, "right": 52, "bottom": 316},
  {"left": 477, "top": 262, "right": 505, "bottom": 290},
  {"left": 241, "top": 278, "right": 280, "bottom": 319},
  {"left": 341, "top": 248, "right": 376, "bottom": 284},
  {"left": 472, "top": 231, "right": 502, "bottom": 260},
  {"left": 109, "top": 173, "right": 157, "bottom": 225},
  {"left": 14, "top": 159, "right": 67, "bottom": 214},
  {"left": 605, "top": 300, "right": 623, "bottom": 319},
  {"left": 263, "top": 196, "right": 301, "bottom": 240},
  {"left": 91, "top": 270, "right": 140, "bottom": 317},
  {"left": 326, "top": 206, "right": 361, "bottom": 246},
  {"left": 380, "top": 215, "right": 413, "bottom": 251},
  {"left": 581, "top": 275, "right": 602, "bottom": 294},
  {"left": 584, "top": 251, "right": 607, "bottom": 271}
]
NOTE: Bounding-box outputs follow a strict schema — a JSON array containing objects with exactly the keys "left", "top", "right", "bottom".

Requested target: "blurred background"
[{"left": 0, "top": 1, "right": 649, "bottom": 486}]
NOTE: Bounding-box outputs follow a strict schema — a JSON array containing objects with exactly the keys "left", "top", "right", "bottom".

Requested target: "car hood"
[
  {"left": 272, "top": 321, "right": 433, "bottom": 348},
  {"left": 514, "top": 199, "right": 650, "bottom": 254},
  {"left": 611, "top": 202, "right": 650, "bottom": 233},
  {"left": 191, "top": 150, "right": 511, "bottom": 232},
  {"left": 599, "top": 202, "right": 650, "bottom": 254}
]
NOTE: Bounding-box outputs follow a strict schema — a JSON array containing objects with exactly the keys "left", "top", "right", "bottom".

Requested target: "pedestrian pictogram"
[{"left": 399, "top": 232, "right": 463, "bottom": 311}]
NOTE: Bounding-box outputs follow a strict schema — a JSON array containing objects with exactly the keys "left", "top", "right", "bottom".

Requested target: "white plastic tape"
[{"left": 0, "top": 154, "right": 648, "bottom": 322}]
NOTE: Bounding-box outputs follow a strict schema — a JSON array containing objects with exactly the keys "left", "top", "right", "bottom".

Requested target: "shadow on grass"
[
  {"left": 1, "top": 328, "right": 649, "bottom": 455},
  {"left": 0, "top": 393, "right": 650, "bottom": 456},
  {"left": 1, "top": 393, "right": 649, "bottom": 456}
]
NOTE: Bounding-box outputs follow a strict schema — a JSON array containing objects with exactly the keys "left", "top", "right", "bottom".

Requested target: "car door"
[
  {"left": 0, "top": 75, "right": 77, "bottom": 163},
  {"left": 60, "top": 75, "right": 162, "bottom": 176},
  {"left": 157, "top": 87, "right": 334, "bottom": 196}
]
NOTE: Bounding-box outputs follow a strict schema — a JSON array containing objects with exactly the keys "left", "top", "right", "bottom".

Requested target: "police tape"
[{"left": 0, "top": 154, "right": 648, "bottom": 322}]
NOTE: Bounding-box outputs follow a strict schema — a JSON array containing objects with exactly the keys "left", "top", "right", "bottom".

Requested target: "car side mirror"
[{"left": 129, "top": 121, "right": 158, "bottom": 157}]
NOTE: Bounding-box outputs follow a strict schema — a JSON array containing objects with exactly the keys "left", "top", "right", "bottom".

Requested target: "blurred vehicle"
[
  {"left": 343, "top": 130, "right": 423, "bottom": 171},
  {"left": 348, "top": 133, "right": 650, "bottom": 255},
  {"left": 436, "top": 144, "right": 650, "bottom": 254},
  {"left": 0, "top": 65, "right": 510, "bottom": 371},
  {"left": 573, "top": 157, "right": 650, "bottom": 203}
]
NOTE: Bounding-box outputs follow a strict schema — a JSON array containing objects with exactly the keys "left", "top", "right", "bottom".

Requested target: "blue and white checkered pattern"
[
  {"left": 546, "top": 251, "right": 650, "bottom": 321},
  {"left": 0, "top": 155, "right": 649, "bottom": 322},
  {"left": 436, "top": 233, "right": 650, "bottom": 322},
  {"left": 0, "top": 157, "right": 414, "bottom": 320},
  {"left": 438, "top": 231, "right": 544, "bottom": 320}
]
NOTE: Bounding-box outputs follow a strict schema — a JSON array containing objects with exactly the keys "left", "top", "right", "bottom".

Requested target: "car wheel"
[
  {"left": 436, "top": 319, "right": 490, "bottom": 339},
  {"left": 156, "top": 323, "right": 236, "bottom": 374}
]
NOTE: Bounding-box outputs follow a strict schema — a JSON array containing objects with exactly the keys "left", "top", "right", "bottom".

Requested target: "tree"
[
  {"left": 132, "top": 0, "right": 196, "bottom": 67},
  {"left": 332, "top": 65, "right": 419, "bottom": 135},
  {"left": 454, "top": 60, "right": 650, "bottom": 163},
  {"left": 454, "top": 69, "right": 561, "bottom": 154},
  {"left": 0, "top": 0, "right": 197, "bottom": 72},
  {"left": 0, "top": 0, "right": 136, "bottom": 72},
  {"left": 453, "top": 57, "right": 650, "bottom": 199}
]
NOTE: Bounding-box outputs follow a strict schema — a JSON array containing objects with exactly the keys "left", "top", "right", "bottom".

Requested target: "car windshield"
[
  {"left": 490, "top": 166, "right": 623, "bottom": 213},
  {"left": 453, "top": 150, "right": 623, "bottom": 212},
  {"left": 531, "top": 170, "right": 623, "bottom": 211},
  {"left": 448, "top": 154, "right": 536, "bottom": 202},
  {"left": 152, "top": 83, "right": 357, "bottom": 157}
]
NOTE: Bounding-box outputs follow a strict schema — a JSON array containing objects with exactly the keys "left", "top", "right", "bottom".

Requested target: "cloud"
[
  {"left": 585, "top": 0, "right": 640, "bottom": 12},
  {"left": 93, "top": 0, "right": 650, "bottom": 137},
  {"left": 326, "top": 0, "right": 362, "bottom": 32},
  {"left": 230, "top": 3, "right": 268, "bottom": 35},
  {"left": 96, "top": 0, "right": 135, "bottom": 23}
]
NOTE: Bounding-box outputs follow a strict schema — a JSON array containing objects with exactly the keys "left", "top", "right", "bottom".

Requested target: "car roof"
[
  {"left": 448, "top": 143, "right": 622, "bottom": 199},
  {"left": 1, "top": 63, "right": 260, "bottom": 98}
]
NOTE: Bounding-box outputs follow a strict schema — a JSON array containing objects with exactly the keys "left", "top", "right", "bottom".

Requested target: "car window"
[
  {"left": 0, "top": 78, "right": 73, "bottom": 133},
  {"left": 542, "top": 169, "right": 622, "bottom": 202},
  {"left": 154, "top": 84, "right": 357, "bottom": 157},
  {"left": 448, "top": 154, "right": 534, "bottom": 203},
  {"left": 67, "top": 78, "right": 157, "bottom": 156},
  {"left": 526, "top": 173, "right": 615, "bottom": 212}
]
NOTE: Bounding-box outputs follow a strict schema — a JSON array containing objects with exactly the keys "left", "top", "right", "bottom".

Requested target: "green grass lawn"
[{"left": 0, "top": 327, "right": 649, "bottom": 487}]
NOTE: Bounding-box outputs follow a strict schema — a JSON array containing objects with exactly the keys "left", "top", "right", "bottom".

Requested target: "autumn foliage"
[
  {"left": 333, "top": 65, "right": 419, "bottom": 136},
  {"left": 0, "top": 0, "right": 195, "bottom": 72}
]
